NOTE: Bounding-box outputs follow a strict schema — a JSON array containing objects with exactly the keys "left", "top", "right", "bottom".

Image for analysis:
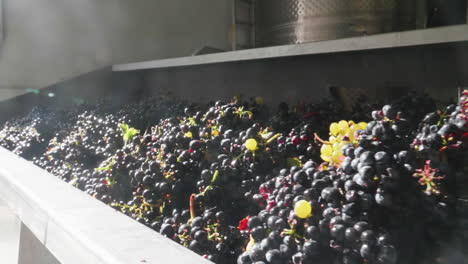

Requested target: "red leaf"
[{"left": 238, "top": 216, "right": 250, "bottom": 231}]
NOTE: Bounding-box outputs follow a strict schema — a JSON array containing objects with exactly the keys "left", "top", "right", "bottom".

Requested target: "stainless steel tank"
[{"left": 255, "top": 0, "right": 427, "bottom": 47}]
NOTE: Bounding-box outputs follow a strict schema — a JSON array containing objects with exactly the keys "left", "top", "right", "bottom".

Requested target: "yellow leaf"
[
  {"left": 246, "top": 235, "right": 256, "bottom": 251},
  {"left": 245, "top": 138, "right": 258, "bottom": 152},
  {"left": 184, "top": 131, "right": 193, "bottom": 138}
]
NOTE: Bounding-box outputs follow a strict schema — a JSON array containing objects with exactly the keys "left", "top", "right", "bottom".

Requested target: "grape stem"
[
  {"left": 265, "top": 133, "right": 282, "bottom": 145},
  {"left": 189, "top": 193, "right": 196, "bottom": 219},
  {"left": 202, "top": 170, "right": 220, "bottom": 194},
  {"left": 211, "top": 170, "right": 220, "bottom": 184},
  {"left": 314, "top": 133, "right": 331, "bottom": 145}
]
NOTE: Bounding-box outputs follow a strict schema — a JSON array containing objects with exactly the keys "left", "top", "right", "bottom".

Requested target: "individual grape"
[{"left": 294, "top": 200, "right": 312, "bottom": 219}]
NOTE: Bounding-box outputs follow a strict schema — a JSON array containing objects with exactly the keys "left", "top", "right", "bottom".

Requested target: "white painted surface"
[
  {"left": 0, "top": 199, "right": 21, "bottom": 264},
  {"left": 18, "top": 223, "right": 60, "bottom": 264},
  {"left": 0, "top": 147, "right": 211, "bottom": 264},
  {"left": 0, "top": 0, "right": 232, "bottom": 100}
]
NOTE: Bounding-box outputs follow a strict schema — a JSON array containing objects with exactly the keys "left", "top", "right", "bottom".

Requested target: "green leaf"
[
  {"left": 68, "top": 177, "right": 78, "bottom": 187},
  {"left": 187, "top": 117, "right": 197, "bottom": 126},
  {"left": 119, "top": 123, "right": 140, "bottom": 145},
  {"left": 105, "top": 176, "right": 117, "bottom": 186},
  {"left": 232, "top": 95, "right": 241, "bottom": 103},
  {"left": 95, "top": 158, "right": 116, "bottom": 171},
  {"left": 201, "top": 171, "right": 221, "bottom": 195},
  {"left": 260, "top": 130, "right": 274, "bottom": 140},
  {"left": 234, "top": 106, "right": 253, "bottom": 119},
  {"left": 287, "top": 157, "right": 303, "bottom": 168},
  {"left": 119, "top": 123, "right": 129, "bottom": 134}
]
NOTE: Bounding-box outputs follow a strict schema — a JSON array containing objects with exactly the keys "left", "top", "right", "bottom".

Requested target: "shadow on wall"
[{"left": 0, "top": 67, "right": 145, "bottom": 122}]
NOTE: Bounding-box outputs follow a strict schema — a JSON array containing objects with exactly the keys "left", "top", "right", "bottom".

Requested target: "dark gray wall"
[
  {"left": 0, "top": 42, "right": 467, "bottom": 121},
  {"left": 0, "top": 68, "right": 143, "bottom": 122},
  {"left": 141, "top": 42, "right": 468, "bottom": 105}
]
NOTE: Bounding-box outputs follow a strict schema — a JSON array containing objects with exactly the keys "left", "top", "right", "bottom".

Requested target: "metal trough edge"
[{"left": 0, "top": 147, "right": 211, "bottom": 264}]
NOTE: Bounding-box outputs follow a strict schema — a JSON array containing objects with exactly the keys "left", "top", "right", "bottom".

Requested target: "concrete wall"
[{"left": 0, "top": 0, "right": 232, "bottom": 100}]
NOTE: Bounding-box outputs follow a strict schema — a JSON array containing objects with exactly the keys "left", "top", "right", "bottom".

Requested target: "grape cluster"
[
  {"left": 236, "top": 106, "right": 406, "bottom": 264},
  {"left": 99, "top": 100, "right": 329, "bottom": 262},
  {"left": 0, "top": 91, "right": 466, "bottom": 264},
  {"left": 319, "top": 120, "right": 367, "bottom": 164},
  {"left": 410, "top": 90, "right": 468, "bottom": 261},
  {"left": 0, "top": 107, "right": 68, "bottom": 158}
]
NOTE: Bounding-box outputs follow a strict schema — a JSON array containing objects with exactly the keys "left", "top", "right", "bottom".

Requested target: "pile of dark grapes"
[
  {"left": 0, "top": 107, "right": 71, "bottom": 159},
  {"left": 0, "top": 91, "right": 467, "bottom": 264}
]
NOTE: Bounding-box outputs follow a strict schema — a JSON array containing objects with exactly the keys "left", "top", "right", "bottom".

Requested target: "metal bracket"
[{"left": 232, "top": 0, "right": 255, "bottom": 50}]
